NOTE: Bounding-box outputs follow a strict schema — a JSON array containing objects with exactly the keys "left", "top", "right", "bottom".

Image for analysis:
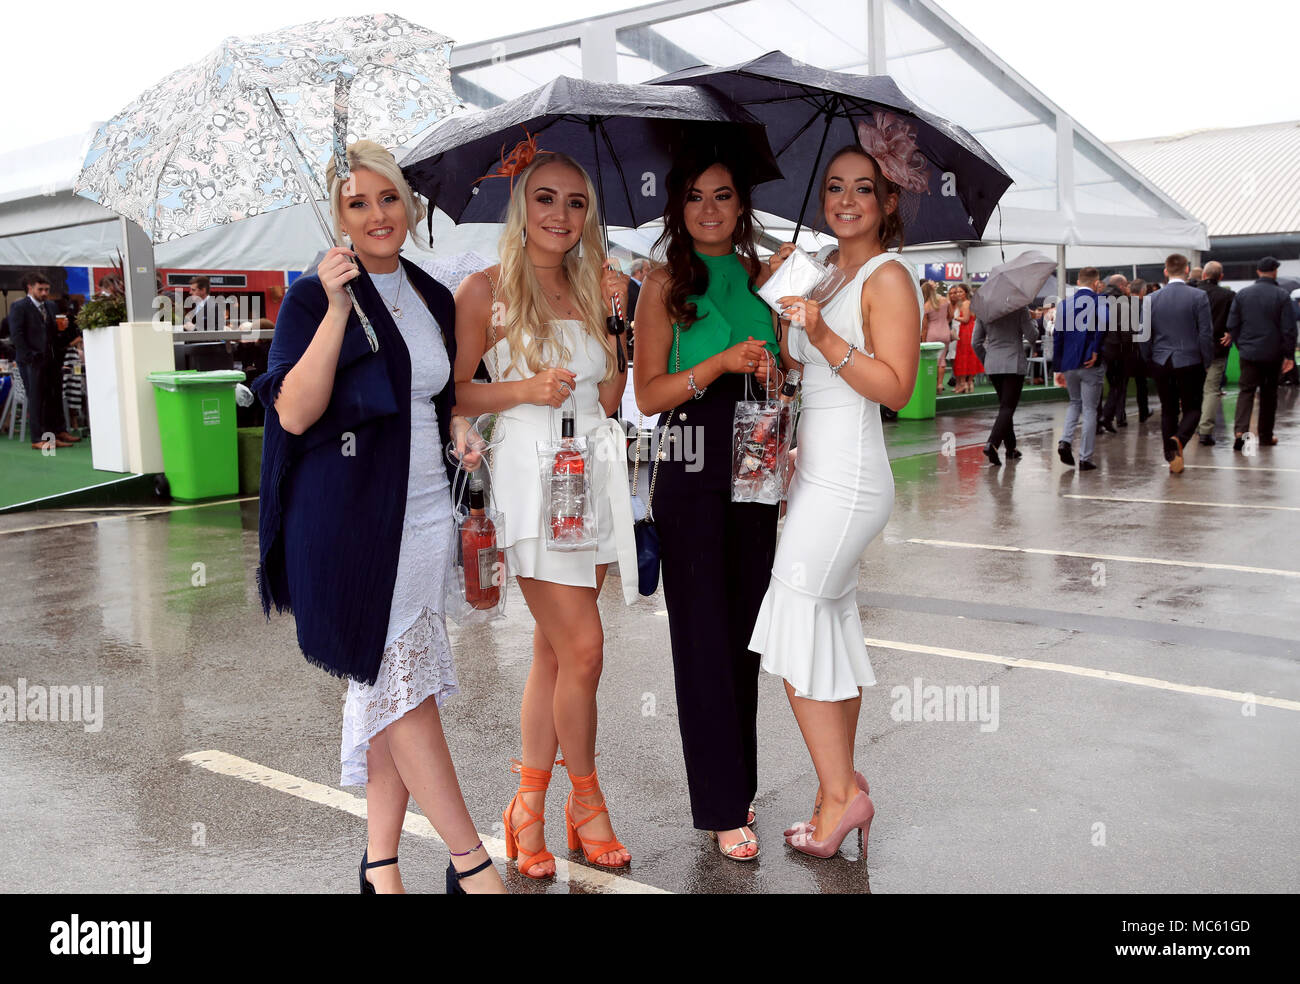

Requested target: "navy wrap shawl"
[{"left": 253, "top": 257, "right": 459, "bottom": 685}]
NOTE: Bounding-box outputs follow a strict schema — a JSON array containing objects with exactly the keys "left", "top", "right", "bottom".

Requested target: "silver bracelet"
[
  {"left": 830, "top": 343, "right": 858, "bottom": 377},
  {"left": 687, "top": 370, "right": 707, "bottom": 399}
]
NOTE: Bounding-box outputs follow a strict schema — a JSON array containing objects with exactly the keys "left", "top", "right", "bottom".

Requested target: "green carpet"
[{"left": 0, "top": 435, "right": 139, "bottom": 510}]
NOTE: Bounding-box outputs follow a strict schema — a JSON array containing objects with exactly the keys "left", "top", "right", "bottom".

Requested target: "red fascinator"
[{"left": 475, "top": 131, "right": 543, "bottom": 194}]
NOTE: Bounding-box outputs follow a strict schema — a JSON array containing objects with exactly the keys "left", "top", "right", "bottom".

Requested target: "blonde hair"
[
  {"left": 495, "top": 152, "right": 618, "bottom": 384},
  {"left": 326, "top": 139, "right": 426, "bottom": 247}
]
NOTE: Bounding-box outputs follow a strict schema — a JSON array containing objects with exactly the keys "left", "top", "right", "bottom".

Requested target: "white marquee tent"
[{"left": 0, "top": 0, "right": 1206, "bottom": 283}]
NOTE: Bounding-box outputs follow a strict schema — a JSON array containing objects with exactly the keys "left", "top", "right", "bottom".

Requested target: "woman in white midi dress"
[{"left": 749, "top": 141, "right": 922, "bottom": 860}]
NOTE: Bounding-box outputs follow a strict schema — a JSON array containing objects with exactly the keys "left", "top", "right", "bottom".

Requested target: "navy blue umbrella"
[
  {"left": 401, "top": 75, "right": 780, "bottom": 233},
  {"left": 650, "top": 51, "right": 1012, "bottom": 245}
]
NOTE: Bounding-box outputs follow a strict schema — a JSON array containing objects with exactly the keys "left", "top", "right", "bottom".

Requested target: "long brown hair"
[{"left": 653, "top": 145, "right": 762, "bottom": 331}]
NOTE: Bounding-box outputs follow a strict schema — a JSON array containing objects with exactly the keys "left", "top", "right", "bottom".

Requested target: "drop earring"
[
  {"left": 576, "top": 237, "right": 584, "bottom": 260},
  {"left": 521, "top": 227, "right": 527, "bottom": 247}
]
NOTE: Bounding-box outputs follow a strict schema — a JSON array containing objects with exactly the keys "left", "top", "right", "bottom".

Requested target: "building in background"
[
  {"left": 1112, "top": 120, "right": 1300, "bottom": 287},
  {"left": 1, "top": 0, "right": 1209, "bottom": 304},
  {"left": 449, "top": 0, "right": 1206, "bottom": 286}
]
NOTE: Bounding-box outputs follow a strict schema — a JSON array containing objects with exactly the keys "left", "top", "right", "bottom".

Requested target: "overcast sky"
[{"left": 2, "top": 0, "right": 1289, "bottom": 160}]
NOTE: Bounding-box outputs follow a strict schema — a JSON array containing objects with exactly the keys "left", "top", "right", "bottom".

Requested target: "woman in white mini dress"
[
  {"left": 454, "top": 149, "right": 636, "bottom": 879},
  {"left": 750, "top": 138, "right": 922, "bottom": 859}
]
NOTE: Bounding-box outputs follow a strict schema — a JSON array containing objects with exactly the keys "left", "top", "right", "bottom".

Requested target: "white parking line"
[
  {"left": 862, "top": 638, "right": 1300, "bottom": 712},
  {"left": 0, "top": 496, "right": 258, "bottom": 536},
  {"left": 1182, "top": 464, "right": 1300, "bottom": 473},
  {"left": 1062, "top": 493, "right": 1300, "bottom": 512},
  {"left": 180, "top": 750, "right": 669, "bottom": 894},
  {"left": 904, "top": 537, "right": 1300, "bottom": 579}
]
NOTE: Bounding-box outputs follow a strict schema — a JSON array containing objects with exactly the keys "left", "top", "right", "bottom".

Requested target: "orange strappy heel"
[
  {"left": 565, "top": 769, "right": 630, "bottom": 868},
  {"left": 503, "top": 765, "right": 555, "bottom": 879}
]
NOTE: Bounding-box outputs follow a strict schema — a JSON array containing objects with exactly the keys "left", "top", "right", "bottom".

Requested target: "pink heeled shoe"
[
  {"left": 784, "top": 791, "right": 874, "bottom": 859},
  {"left": 782, "top": 772, "right": 868, "bottom": 837}
]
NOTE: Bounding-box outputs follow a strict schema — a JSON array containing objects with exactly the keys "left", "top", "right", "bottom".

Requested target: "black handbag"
[{"left": 630, "top": 413, "right": 662, "bottom": 597}]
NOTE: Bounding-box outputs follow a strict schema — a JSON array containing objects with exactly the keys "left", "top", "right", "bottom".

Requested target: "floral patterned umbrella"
[{"left": 73, "top": 13, "right": 459, "bottom": 348}]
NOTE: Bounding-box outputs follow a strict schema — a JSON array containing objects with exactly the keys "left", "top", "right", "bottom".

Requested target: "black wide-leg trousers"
[{"left": 653, "top": 377, "right": 778, "bottom": 831}]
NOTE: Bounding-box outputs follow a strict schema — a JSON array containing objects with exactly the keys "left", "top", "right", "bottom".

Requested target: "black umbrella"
[
  {"left": 401, "top": 75, "right": 780, "bottom": 232},
  {"left": 650, "top": 50, "right": 1012, "bottom": 245}
]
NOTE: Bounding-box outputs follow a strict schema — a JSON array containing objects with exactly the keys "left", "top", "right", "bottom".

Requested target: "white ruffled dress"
[{"left": 749, "top": 253, "right": 922, "bottom": 701}]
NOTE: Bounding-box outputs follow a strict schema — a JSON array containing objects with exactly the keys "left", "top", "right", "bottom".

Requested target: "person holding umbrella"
[
  {"left": 632, "top": 142, "right": 785, "bottom": 862},
  {"left": 970, "top": 250, "right": 1058, "bottom": 464},
  {"left": 751, "top": 132, "right": 923, "bottom": 859},
  {"left": 452, "top": 147, "right": 634, "bottom": 878},
  {"left": 973, "top": 305, "right": 1037, "bottom": 465},
  {"left": 254, "top": 140, "right": 504, "bottom": 895}
]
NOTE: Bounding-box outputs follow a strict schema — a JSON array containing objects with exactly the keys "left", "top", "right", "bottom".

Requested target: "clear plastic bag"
[
  {"left": 536, "top": 408, "right": 598, "bottom": 552},
  {"left": 758, "top": 247, "right": 850, "bottom": 315},
  {"left": 731, "top": 369, "right": 800, "bottom": 505},
  {"left": 447, "top": 499, "right": 508, "bottom": 624},
  {"left": 444, "top": 425, "right": 507, "bottom": 625}
]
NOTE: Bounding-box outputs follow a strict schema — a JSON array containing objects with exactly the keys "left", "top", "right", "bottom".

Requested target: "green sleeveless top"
[{"left": 669, "top": 251, "right": 779, "bottom": 371}]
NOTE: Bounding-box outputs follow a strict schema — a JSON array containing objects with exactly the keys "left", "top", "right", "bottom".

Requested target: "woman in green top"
[{"left": 633, "top": 145, "right": 792, "bottom": 862}]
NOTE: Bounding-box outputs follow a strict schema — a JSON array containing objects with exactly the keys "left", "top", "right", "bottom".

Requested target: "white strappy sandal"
[{"left": 709, "top": 828, "right": 761, "bottom": 862}]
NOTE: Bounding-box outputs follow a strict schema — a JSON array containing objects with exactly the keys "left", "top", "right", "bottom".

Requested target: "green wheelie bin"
[
  {"left": 898, "top": 342, "right": 946, "bottom": 419},
  {"left": 147, "top": 369, "right": 246, "bottom": 501}
]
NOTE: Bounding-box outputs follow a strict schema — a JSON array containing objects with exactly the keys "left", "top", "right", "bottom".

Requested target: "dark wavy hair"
[
  {"left": 818, "top": 145, "right": 905, "bottom": 250},
  {"left": 653, "top": 146, "right": 762, "bottom": 331}
]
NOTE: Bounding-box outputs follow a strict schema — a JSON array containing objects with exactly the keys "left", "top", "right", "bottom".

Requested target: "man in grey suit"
[
  {"left": 9, "top": 272, "right": 78, "bottom": 450},
  {"left": 1228, "top": 257, "right": 1298, "bottom": 449},
  {"left": 1139, "top": 253, "right": 1212, "bottom": 474}
]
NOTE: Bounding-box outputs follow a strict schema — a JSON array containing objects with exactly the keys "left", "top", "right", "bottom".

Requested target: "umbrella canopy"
[
  {"left": 401, "top": 76, "right": 780, "bottom": 230},
  {"left": 970, "top": 250, "right": 1058, "bottom": 322},
  {"left": 74, "top": 13, "right": 458, "bottom": 244},
  {"left": 650, "top": 50, "right": 1012, "bottom": 245}
]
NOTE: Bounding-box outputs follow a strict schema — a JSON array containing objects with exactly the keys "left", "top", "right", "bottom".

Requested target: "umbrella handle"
[{"left": 265, "top": 86, "right": 378, "bottom": 352}]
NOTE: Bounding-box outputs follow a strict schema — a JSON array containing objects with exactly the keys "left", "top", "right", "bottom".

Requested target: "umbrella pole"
[
  {"left": 792, "top": 109, "right": 835, "bottom": 243},
  {"left": 264, "top": 87, "right": 379, "bottom": 352},
  {"left": 589, "top": 120, "right": 627, "bottom": 372}
]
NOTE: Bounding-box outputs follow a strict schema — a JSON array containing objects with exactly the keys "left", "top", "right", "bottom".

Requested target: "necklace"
[{"left": 376, "top": 266, "right": 405, "bottom": 316}]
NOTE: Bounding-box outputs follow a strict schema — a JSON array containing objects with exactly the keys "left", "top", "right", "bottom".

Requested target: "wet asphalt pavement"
[{"left": 2, "top": 387, "right": 1297, "bottom": 894}]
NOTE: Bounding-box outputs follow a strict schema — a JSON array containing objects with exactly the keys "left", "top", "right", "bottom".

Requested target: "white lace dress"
[{"left": 340, "top": 269, "right": 459, "bottom": 786}]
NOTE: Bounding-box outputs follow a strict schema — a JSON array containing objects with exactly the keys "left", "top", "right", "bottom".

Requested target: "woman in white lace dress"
[
  {"left": 749, "top": 137, "right": 922, "bottom": 860},
  {"left": 255, "top": 141, "right": 504, "bottom": 894}
]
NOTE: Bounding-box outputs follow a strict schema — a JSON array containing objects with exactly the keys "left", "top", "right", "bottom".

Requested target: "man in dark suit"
[
  {"left": 1139, "top": 253, "right": 1212, "bottom": 473},
  {"left": 184, "top": 276, "right": 224, "bottom": 331},
  {"left": 1228, "top": 257, "right": 1298, "bottom": 449},
  {"left": 1195, "top": 261, "right": 1236, "bottom": 445},
  {"left": 1099, "top": 274, "right": 1134, "bottom": 432},
  {"left": 10, "top": 273, "right": 78, "bottom": 450}
]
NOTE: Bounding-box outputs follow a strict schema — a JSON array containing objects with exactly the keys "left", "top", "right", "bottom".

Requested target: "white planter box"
[{"left": 83, "top": 321, "right": 174, "bottom": 474}]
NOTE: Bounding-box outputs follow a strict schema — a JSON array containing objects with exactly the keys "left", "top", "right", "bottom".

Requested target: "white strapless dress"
[
  {"left": 485, "top": 320, "right": 637, "bottom": 603},
  {"left": 749, "top": 253, "right": 922, "bottom": 701}
]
